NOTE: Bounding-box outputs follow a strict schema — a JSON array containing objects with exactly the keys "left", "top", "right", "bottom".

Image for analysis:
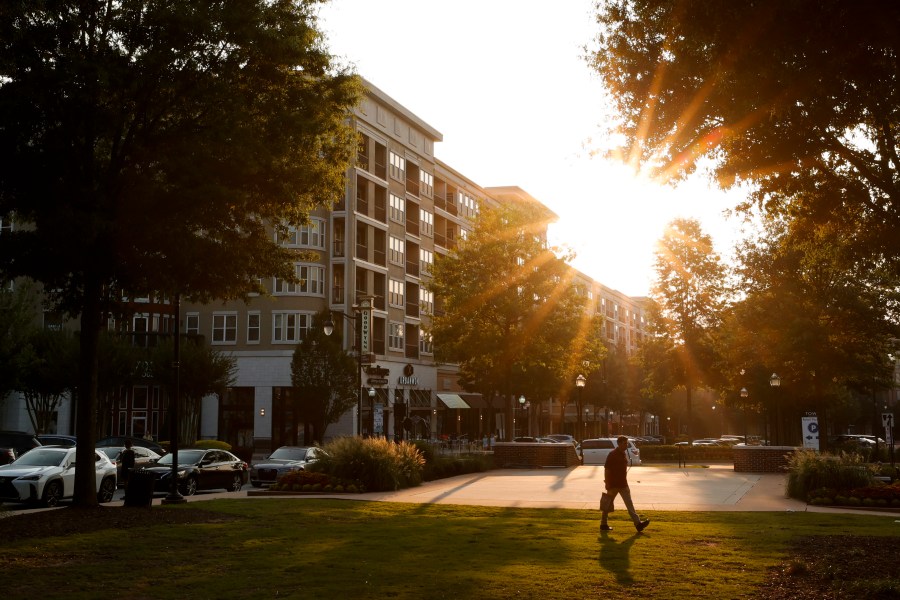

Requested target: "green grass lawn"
[{"left": 2, "top": 499, "right": 896, "bottom": 599}]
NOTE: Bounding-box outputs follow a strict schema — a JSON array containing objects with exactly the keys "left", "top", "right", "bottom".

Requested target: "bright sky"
[{"left": 317, "top": 0, "right": 748, "bottom": 297}]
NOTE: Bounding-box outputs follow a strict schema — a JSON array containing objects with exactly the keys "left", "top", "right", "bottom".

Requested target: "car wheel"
[
  {"left": 230, "top": 473, "right": 243, "bottom": 492},
  {"left": 42, "top": 480, "right": 62, "bottom": 508},
  {"left": 97, "top": 477, "right": 116, "bottom": 503},
  {"left": 180, "top": 477, "right": 198, "bottom": 496}
]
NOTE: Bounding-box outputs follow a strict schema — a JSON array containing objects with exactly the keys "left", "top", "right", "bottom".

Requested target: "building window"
[
  {"left": 273, "top": 311, "right": 312, "bottom": 343},
  {"left": 212, "top": 313, "right": 237, "bottom": 344},
  {"left": 420, "top": 288, "right": 434, "bottom": 315},
  {"left": 419, "top": 171, "right": 434, "bottom": 197},
  {"left": 420, "top": 248, "right": 433, "bottom": 275},
  {"left": 186, "top": 313, "right": 200, "bottom": 335},
  {"left": 389, "top": 236, "right": 404, "bottom": 265},
  {"left": 389, "top": 193, "right": 405, "bottom": 223},
  {"left": 419, "top": 330, "right": 433, "bottom": 354},
  {"left": 389, "top": 279, "right": 404, "bottom": 307},
  {"left": 389, "top": 151, "right": 405, "bottom": 181},
  {"left": 420, "top": 209, "right": 433, "bottom": 237},
  {"left": 274, "top": 264, "right": 325, "bottom": 296},
  {"left": 247, "top": 312, "right": 260, "bottom": 344},
  {"left": 277, "top": 218, "right": 325, "bottom": 249},
  {"left": 389, "top": 322, "right": 404, "bottom": 351}
]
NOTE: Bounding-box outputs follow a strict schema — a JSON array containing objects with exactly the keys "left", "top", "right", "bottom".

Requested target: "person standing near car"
[
  {"left": 600, "top": 435, "right": 650, "bottom": 533},
  {"left": 119, "top": 439, "right": 136, "bottom": 488}
]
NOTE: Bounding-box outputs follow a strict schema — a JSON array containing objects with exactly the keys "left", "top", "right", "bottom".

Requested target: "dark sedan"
[
  {"left": 96, "top": 436, "right": 167, "bottom": 456},
  {"left": 141, "top": 449, "right": 248, "bottom": 496},
  {"left": 249, "top": 446, "right": 321, "bottom": 487}
]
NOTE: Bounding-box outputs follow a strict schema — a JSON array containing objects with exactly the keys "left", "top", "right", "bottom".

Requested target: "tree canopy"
[
  {"left": 0, "top": 0, "right": 361, "bottom": 505},
  {"left": 426, "top": 201, "right": 606, "bottom": 439},
  {"left": 590, "top": 1, "right": 900, "bottom": 272},
  {"left": 650, "top": 218, "right": 728, "bottom": 439}
]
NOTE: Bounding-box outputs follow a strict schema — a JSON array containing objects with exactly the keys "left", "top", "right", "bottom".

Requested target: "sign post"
[
  {"left": 801, "top": 413, "right": 819, "bottom": 450},
  {"left": 883, "top": 413, "right": 895, "bottom": 467}
]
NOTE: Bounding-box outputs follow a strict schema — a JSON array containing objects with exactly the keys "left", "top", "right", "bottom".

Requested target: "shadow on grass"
[{"left": 598, "top": 528, "right": 640, "bottom": 585}]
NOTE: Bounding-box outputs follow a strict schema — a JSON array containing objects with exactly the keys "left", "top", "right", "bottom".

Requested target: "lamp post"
[
  {"left": 518, "top": 395, "right": 526, "bottom": 437},
  {"left": 162, "top": 293, "right": 185, "bottom": 505},
  {"left": 367, "top": 387, "right": 377, "bottom": 437},
  {"left": 584, "top": 407, "right": 590, "bottom": 438},
  {"left": 575, "top": 374, "right": 586, "bottom": 441},
  {"left": 323, "top": 298, "right": 373, "bottom": 437},
  {"left": 740, "top": 387, "right": 749, "bottom": 443},
  {"left": 769, "top": 373, "right": 781, "bottom": 445}
]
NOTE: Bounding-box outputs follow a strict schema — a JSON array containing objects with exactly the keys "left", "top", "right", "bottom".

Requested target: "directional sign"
[{"left": 801, "top": 416, "right": 819, "bottom": 450}]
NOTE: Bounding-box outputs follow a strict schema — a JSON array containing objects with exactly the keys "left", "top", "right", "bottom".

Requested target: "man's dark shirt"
[{"left": 604, "top": 446, "right": 629, "bottom": 488}]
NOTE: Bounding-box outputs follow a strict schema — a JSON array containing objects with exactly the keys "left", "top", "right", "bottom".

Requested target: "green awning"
[{"left": 437, "top": 393, "right": 470, "bottom": 409}]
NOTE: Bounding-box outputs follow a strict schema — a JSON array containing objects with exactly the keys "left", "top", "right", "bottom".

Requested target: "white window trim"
[{"left": 212, "top": 312, "right": 238, "bottom": 345}]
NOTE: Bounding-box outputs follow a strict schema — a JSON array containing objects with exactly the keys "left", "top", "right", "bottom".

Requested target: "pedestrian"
[
  {"left": 119, "top": 439, "right": 136, "bottom": 489},
  {"left": 600, "top": 435, "right": 650, "bottom": 533},
  {"left": 490, "top": 433, "right": 496, "bottom": 451},
  {"left": 482, "top": 433, "right": 489, "bottom": 452}
]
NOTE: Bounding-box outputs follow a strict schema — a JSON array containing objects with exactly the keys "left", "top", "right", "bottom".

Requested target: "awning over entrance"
[
  {"left": 437, "top": 393, "right": 470, "bottom": 409},
  {"left": 459, "top": 394, "right": 487, "bottom": 409}
]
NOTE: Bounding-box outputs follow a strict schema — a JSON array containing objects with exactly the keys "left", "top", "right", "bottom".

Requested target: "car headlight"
[{"left": 19, "top": 474, "right": 43, "bottom": 481}]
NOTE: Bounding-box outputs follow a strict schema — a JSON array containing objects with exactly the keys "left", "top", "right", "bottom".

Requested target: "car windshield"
[
  {"left": 100, "top": 447, "right": 122, "bottom": 459},
  {"left": 156, "top": 449, "right": 206, "bottom": 466},
  {"left": 269, "top": 448, "right": 311, "bottom": 461},
  {"left": 12, "top": 449, "right": 67, "bottom": 467}
]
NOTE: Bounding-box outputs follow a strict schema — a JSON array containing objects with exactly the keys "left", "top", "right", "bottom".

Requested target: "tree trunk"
[{"left": 73, "top": 279, "right": 101, "bottom": 507}]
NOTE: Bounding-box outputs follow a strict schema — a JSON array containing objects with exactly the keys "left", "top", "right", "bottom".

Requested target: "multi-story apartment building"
[{"left": 0, "top": 79, "right": 653, "bottom": 454}]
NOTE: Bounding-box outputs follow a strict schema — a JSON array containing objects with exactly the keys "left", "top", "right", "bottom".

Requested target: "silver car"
[{"left": 249, "top": 446, "right": 321, "bottom": 487}]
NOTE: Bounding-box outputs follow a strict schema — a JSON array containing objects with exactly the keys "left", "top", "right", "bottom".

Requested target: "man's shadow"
[{"left": 598, "top": 530, "right": 642, "bottom": 585}]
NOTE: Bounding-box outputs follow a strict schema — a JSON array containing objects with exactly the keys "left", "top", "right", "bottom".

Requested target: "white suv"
[
  {"left": 578, "top": 438, "right": 642, "bottom": 466},
  {"left": 0, "top": 446, "right": 117, "bottom": 507}
]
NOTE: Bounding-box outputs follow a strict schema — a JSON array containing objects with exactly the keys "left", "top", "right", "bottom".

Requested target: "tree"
[
  {"left": 0, "top": 281, "right": 39, "bottom": 405},
  {"left": 718, "top": 218, "right": 899, "bottom": 448},
  {"left": 290, "top": 320, "right": 357, "bottom": 444},
  {"left": 590, "top": 1, "right": 900, "bottom": 276},
  {"left": 651, "top": 218, "right": 728, "bottom": 440},
  {"left": 0, "top": 2, "right": 361, "bottom": 505},
  {"left": 427, "top": 201, "right": 606, "bottom": 440},
  {"left": 150, "top": 336, "right": 236, "bottom": 447},
  {"left": 20, "top": 328, "right": 78, "bottom": 434}
]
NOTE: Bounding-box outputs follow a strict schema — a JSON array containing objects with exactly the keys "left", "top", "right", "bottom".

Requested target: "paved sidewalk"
[{"left": 353, "top": 463, "right": 896, "bottom": 516}]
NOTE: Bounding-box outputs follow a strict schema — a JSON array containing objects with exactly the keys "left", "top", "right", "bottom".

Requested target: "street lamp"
[
  {"left": 575, "top": 374, "right": 586, "bottom": 441},
  {"left": 584, "top": 407, "right": 590, "bottom": 438},
  {"left": 769, "top": 373, "right": 781, "bottom": 445},
  {"left": 740, "top": 387, "right": 749, "bottom": 443},
  {"left": 518, "top": 395, "right": 526, "bottom": 437}
]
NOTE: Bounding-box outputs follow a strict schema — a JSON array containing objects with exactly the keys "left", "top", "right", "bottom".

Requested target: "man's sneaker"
[
  {"left": 636, "top": 519, "right": 650, "bottom": 533},
  {"left": 600, "top": 525, "right": 613, "bottom": 531}
]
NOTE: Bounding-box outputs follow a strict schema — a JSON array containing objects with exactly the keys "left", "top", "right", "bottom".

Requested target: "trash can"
[{"left": 124, "top": 469, "right": 156, "bottom": 507}]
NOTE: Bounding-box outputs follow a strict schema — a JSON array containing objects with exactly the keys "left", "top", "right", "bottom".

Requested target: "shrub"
[
  {"left": 423, "top": 454, "right": 491, "bottom": 481},
  {"left": 311, "top": 437, "right": 425, "bottom": 492},
  {"left": 786, "top": 448, "right": 876, "bottom": 500},
  {"left": 191, "top": 439, "right": 232, "bottom": 451}
]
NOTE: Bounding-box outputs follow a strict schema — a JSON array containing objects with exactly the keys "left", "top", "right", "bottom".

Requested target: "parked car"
[
  {"left": 99, "top": 445, "right": 162, "bottom": 485},
  {"left": 141, "top": 448, "right": 248, "bottom": 496},
  {"left": 249, "top": 446, "right": 321, "bottom": 487},
  {"left": 96, "top": 436, "right": 167, "bottom": 456},
  {"left": 545, "top": 434, "right": 577, "bottom": 446},
  {"left": 831, "top": 434, "right": 886, "bottom": 449},
  {"left": 512, "top": 436, "right": 543, "bottom": 443},
  {"left": 692, "top": 438, "right": 723, "bottom": 446},
  {"left": 0, "top": 430, "right": 41, "bottom": 465},
  {"left": 37, "top": 434, "right": 78, "bottom": 447},
  {"left": 0, "top": 446, "right": 117, "bottom": 507},
  {"left": 578, "top": 438, "right": 641, "bottom": 466}
]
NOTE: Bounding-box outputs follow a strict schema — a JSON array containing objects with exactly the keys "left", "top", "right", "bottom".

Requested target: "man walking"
[{"left": 600, "top": 435, "right": 650, "bottom": 533}]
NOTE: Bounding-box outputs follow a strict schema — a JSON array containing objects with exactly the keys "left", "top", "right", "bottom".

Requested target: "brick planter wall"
[
  {"left": 493, "top": 442, "right": 580, "bottom": 468},
  {"left": 733, "top": 446, "right": 796, "bottom": 473}
]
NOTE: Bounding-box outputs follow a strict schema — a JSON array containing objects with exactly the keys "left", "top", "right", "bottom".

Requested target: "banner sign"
[{"left": 801, "top": 414, "right": 819, "bottom": 450}]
